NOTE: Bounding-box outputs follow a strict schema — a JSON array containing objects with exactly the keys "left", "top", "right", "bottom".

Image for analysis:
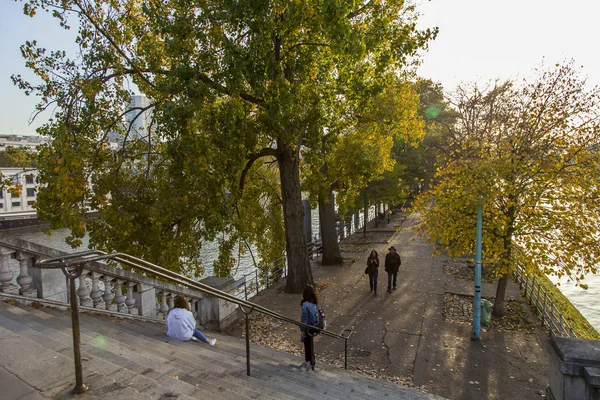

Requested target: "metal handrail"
[{"left": 34, "top": 250, "right": 354, "bottom": 393}]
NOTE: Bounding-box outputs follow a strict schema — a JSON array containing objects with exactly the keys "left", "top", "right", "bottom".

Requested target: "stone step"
[
  {"left": 0, "top": 300, "right": 444, "bottom": 400},
  {"left": 0, "top": 303, "right": 275, "bottom": 400},
  {"left": 0, "top": 304, "right": 191, "bottom": 379}
]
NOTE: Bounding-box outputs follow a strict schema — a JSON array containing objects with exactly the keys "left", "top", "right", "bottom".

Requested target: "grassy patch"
[{"left": 536, "top": 275, "right": 600, "bottom": 340}]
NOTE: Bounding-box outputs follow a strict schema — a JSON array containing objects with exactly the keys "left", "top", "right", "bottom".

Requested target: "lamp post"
[{"left": 472, "top": 199, "right": 482, "bottom": 341}]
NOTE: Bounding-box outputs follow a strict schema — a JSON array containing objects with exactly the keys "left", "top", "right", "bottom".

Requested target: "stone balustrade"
[{"left": 0, "top": 238, "right": 240, "bottom": 331}]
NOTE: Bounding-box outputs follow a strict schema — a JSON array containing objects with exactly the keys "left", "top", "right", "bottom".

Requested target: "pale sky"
[{"left": 1, "top": 0, "right": 599, "bottom": 135}]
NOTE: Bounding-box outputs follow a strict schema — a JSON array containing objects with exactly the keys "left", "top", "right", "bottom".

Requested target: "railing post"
[
  {"left": 519, "top": 270, "right": 523, "bottom": 290},
  {"left": 344, "top": 338, "right": 348, "bottom": 370},
  {"left": 549, "top": 302, "right": 555, "bottom": 336},
  {"left": 559, "top": 314, "right": 565, "bottom": 336},
  {"left": 68, "top": 271, "right": 88, "bottom": 394},
  {"left": 255, "top": 269, "right": 259, "bottom": 295},
  {"left": 524, "top": 276, "right": 529, "bottom": 300},
  {"left": 245, "top": 312, "right": 251, "bottom": 376},
  {"left": 266, "top": 267, "right": 269, "bottom": 288},
  {"left": 541, "top": 291, "right": 547, "bottom": 327},
  {"left": 244, "top": 280, "right": 248, "bottom": 301},
  {"left": 535, "top": 282, "right": 541, "bottom": 312}
]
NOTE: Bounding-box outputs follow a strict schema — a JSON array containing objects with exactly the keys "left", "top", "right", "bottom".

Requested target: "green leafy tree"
[
  {"left": 15, "top": 0, "right": 436, "bottom": 292},
  {"left": 302, "top": 78, "right": 423, "bottom": 263},
  {"left": 414, "top": 62, "right": 600, "bottom": 316}
]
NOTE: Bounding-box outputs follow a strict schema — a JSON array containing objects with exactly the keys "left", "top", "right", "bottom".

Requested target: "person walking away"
[
  {"left": 300, "top": 284, "right": 319, "bottom": 370},
  {"left": 384, "top": 246, "right": 401, "bottom": 293},
  {"left": 366, "top": 250, "right": 380, "bottom": 295},
  {"left": 166, "top": 295, "right": 217, "bottom": 346}
]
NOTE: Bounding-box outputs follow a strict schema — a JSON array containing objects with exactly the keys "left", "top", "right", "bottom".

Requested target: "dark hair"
[
  {"left": 174, "top": 295, "right": 190, "bottom": 311},
  {"left": 301, "top": 284, "right": 318, "bottom": 305},
  {"left": 370, "top": 250, "right": 378, "bottom": 258}
]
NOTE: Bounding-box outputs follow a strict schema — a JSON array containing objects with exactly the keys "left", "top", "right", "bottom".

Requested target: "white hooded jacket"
[{"left": 165, "top": 307, "right": 196, "bottom": 341}]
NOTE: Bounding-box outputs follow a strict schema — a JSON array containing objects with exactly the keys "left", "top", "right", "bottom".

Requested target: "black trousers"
[
  {"left": 303, "top": 334, "right": 315, "bottom": 366},
  {"left": 387, "top": 271, "right": 398, "bottom": 291}
]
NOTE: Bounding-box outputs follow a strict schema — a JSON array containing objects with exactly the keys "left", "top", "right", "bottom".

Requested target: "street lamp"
[{"left": 472, "top": 199, "right": 483, "bottom": 341}]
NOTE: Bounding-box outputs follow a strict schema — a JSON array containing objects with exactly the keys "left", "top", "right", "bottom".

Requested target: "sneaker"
[
  {"left": 393, "top": 287, "right": 397, "bottom": 290},
  {"left": 374, "top": 292, "right": 377, "bottom": 296},
  {"left": 190, "top": 336, "right": 198, "bottom": 341},
  {"left": 209, "top": 338, "right": 217, "bottom": 346}
]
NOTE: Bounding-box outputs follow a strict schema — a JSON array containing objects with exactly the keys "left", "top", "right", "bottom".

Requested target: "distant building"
[
  {"left": 107, "top": 95, "right": 154, "bottom": 148},
  {"left": 125, "top": 95, "right": 153, "bottom": 138},
  {"left": 0, "top": 167, "right": 38, "bottom": 214},
  {"left": 0, "top": 134, "right": 50, "bottom": 150}
]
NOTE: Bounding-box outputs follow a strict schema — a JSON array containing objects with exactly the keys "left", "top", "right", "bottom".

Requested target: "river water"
[{"left": 548, "top": 273, "right": 600, "bottom": 333}]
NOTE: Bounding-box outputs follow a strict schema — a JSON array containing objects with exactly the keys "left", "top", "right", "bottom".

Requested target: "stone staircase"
[{"left": 0, "top": 300, "right": 445, "bottom": 399}]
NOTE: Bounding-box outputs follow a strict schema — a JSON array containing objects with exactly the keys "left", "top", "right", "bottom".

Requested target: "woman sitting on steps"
[{"left": 166, "top": 295, "right": 216, "bottom": 346}]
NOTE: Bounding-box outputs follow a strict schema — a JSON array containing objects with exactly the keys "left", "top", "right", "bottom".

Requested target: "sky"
[{"left": 1, "top": 0, "right": 599, "bottom": 135}]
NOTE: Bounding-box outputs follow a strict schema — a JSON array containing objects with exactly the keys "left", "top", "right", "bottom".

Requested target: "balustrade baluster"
[
  {"left": 0, "top": 247, "right": 18, "bottom": 294},
  {"left": 159, "top": 291, "right": 169, "bottom": 318},
  {"left": 77, "top": 271, "right": 91, "bottom": 307},
  {"left": 125, "top": 282, "right": 137, "bottom": 314},
  {"left": 168, "top": 293, "right": 175, "bottom": 311},
  {"left": 113, "top": 279, "right": 127, "bottom": 312},
  {"left": 189, "top": 298, "right": 198, "bottom": 319},
  {"left": 125, "top": 282, "right": 135, "bottom": 314},
  {"left": 90, "top": 272, "right": 104, "bottom": 309},
  {"left": 15, "top": 252, "right": 35, "bottom": 296},
  {"left": 102, "top": 277, "right": 115, "bottom": 311}
]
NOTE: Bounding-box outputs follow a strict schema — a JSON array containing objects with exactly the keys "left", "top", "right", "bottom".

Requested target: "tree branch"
[{"left": 238, "top": 148, "right": 278, "bottom": 194}]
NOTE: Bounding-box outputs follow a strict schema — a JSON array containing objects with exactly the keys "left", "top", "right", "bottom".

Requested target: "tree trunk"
[
  {"left": 319, "top": 187, "right": 343, "bottom": 265},
  {"left": 278, "top": 142, "right": 313, "bottom": 293},
  {"left": 494, "top": 201, "right": 516, "bottom": 317},
  {"left": 493, "top": 275, "right": 509, "bottom": 316}
]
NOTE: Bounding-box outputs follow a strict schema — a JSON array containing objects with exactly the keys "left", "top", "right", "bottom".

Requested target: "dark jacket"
[
  {"left": 384, "top": 252, "right": 401, "bottom": 273},
  {"left": 367, "top": 256, "right": 379, "bottom": 271}
]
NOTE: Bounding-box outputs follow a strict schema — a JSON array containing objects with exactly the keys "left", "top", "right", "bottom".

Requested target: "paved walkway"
[{"left": 244, "top": 211, "right": 550, "bottom": 400}]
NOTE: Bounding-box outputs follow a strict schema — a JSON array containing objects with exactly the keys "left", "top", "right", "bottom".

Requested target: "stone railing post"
[
  {"left": 198, "top": 277, "right": 238, "bottom": 332},
  {"left": 0, "top": 246, "right": 18, "bottom": 294},
  {"left": 15, "top": 251, "right": 36, "bottom": 297},
  {"left": 547, "top": 336, "right": 600, "bottom": 400},
  {"left": 133, "top": 283, "right": 156, "bottom": 317}
]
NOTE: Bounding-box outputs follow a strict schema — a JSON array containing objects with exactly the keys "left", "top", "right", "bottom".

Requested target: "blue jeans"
[
  {"left": 193, "top": 329, "right": 208, "bottom": 343},
  {"left": 368, "top": 270, "right": 378, "bottom": 293},
  {"left": 387, "top": 272, "right": 398, "bottom": 291}
]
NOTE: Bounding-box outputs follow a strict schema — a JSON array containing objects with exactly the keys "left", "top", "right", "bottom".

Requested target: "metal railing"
[
  {"left": 233, "top": 241, "right": 325, "bottom": 301},
  {"left": 34, "top": 250, "right": 354, "bottom": 394},
  {"left": 513, "top": 266, "right": 577, "bottom": 338}
]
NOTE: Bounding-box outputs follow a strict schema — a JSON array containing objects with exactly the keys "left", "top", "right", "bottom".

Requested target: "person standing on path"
[
  {"left": 366, "top": 249, "right": 380, "bottom": 295},
  {"left": 300, "top": 284, "right": 319, "bottom": 370},
  {"left": 384, "top": 246, "right": 401, "bottom": 293}
]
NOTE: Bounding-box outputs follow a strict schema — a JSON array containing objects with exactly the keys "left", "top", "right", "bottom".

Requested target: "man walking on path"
[{"left": 384, "top": 245, "right": 401, "bottom": 293}]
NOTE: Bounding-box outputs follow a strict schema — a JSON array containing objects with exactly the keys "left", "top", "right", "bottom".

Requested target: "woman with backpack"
[{"left": 300, "top": 284, "right": 319, "bottom": 370}]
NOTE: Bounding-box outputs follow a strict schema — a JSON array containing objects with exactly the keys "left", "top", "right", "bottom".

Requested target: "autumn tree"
[
  {"left": 414, "top": 62, "right": 600, "bottom": 316},
  {"left": 302, "top": 78, "right": 424, "bottom": 263},
  {"left": 15, "top": 0, "right": 436, "bottom": 292}
]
